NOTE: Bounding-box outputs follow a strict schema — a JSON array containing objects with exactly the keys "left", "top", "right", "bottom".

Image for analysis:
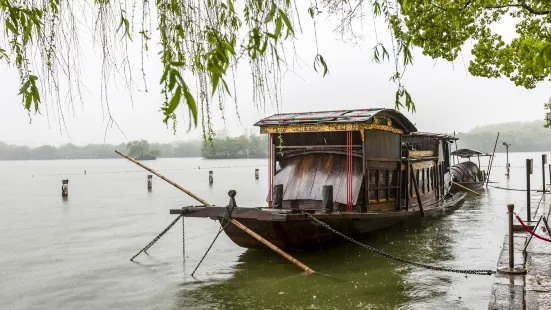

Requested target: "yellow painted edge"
[{"left": 259, "top": 123, "right": 404, "bottom": 136}]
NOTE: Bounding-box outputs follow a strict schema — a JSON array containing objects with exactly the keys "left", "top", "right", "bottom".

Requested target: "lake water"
[{"left": 0, "top": 152, "right": 549, "bottom": 309}]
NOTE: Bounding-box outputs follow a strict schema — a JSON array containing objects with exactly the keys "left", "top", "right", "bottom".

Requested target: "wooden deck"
[{"left": 488, "top": 190, "right": 551, "bottom": 309}]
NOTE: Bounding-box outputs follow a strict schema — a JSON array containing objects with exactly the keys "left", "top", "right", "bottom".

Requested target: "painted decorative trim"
[
  {"left": 411, "top": 161, "right": 435, "bottom": 170},
  {"left": 260, "top": 123, "right": 403, "bottom": 140},
  {"left": 409, "top": 150, "right": 434, "bottom": 157}
]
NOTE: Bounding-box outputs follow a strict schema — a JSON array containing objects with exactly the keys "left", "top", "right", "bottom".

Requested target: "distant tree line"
[
  {"left": 201, "top": 134, "right": 268, "bottom": 159},
  {"left": 455, "top": 120, "right": 551, "bottom": 153},
  {"left": 0, "top": 134, "right": 268, "bottom": 160}
]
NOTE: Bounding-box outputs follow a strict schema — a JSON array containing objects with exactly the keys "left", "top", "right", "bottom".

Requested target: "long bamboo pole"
[
  {"left": 486, "top": 132, "right": 500, "bottom": 187},
  {"left": 451, "top": 181, "right": 481, "bottom": 196},
  {"left": 116, "top": 150, "right": 316, "bottom": 274},
  {"left": 115, "top": 150, "right": 209, "bottom": 205}
]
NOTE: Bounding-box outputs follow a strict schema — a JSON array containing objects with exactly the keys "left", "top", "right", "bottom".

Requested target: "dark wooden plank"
[{"left": 410, "top": 169, "right": 424, "bottom": 216}]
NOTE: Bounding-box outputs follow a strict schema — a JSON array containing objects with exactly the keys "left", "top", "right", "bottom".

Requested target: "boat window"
[
  {"left": 379, "top": 189, "right": 387, "bottom": 202},
  {"left": 389, "top": 170, "right": 397, "bottom": 186},
  {"left": 369, "top": 170, "right": 377, "bottom": 186},
  {"left": 367, "top": 169, "right": 400, "bottom": 203},
  {"left": 379, "top": 170, "right": 387, "bottom": 188}
]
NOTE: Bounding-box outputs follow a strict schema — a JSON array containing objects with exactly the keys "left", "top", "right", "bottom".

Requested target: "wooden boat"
[
  {"left": 450, "top": 148, "right": 490, "bottom": 190},
  {"left": 173, "top": 108, "right": 467, "bottom": 250}
]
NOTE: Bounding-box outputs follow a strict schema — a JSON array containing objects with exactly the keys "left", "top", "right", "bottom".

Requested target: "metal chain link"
[
  {"left": 302, "top": 212, "right": 495, "bottom": 276},
  {"left": 182, "top": 213, "right": 186, "bottom": 273}
]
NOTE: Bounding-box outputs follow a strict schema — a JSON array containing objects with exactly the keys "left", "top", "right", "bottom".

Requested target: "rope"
[
  {"left": 302, "top": 212, "right": 495, "bottom": 275},
  {"left": 516, "top": 215, "right": 551, "bottom": 243}
]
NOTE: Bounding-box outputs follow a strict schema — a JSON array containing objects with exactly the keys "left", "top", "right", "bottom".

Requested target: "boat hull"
[{"left": 173, "top": 192, "right": 466, "bottom": 251}]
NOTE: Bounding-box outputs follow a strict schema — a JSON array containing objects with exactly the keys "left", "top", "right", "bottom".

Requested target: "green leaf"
[
  {"left": 25, "top": 93, "right": 32, "bottom": 110},
  {"left": 31, "top": 85, "right": 40, "bottom": 104},
  {"left": 23, "top": 24, "right": 32, "bottom": 45},
  {"left": 182, "top": 84, "right": 198, "bottom": 126},
  {"left": 211, "top": 73, "right": 220, "bottom": 95},
  {"left": 160, "top": 66, "right": 169, "bottom": 84},
  {"left": 274, "top": 17, "right": 282, "bottom": 38},
  {"left": 170, "top": 61, "right": 185, "bottom": 67},
  {"left": 314, "top": 54, "right": 329, "bottom": 77},
  {"left": 19, "top": 80, "right": 31, "bottom": 95},
  {"left": 264, "top": 2, "right": 276, "bottom": 23},
  {"left": 221, "top": 78, "right": 232, "bottom": 97},
  {"left": 308, "top": 7, "right": 315, "bottom": 19},
  {"left": 165, "top": 86, "right": 182, "bottom": 119},
  {"left": 278, "top": 9, "right": 294, "bottom": 38},
  {"left": 6, "top": 20, "right": 19, "bottom": 35},
  {"left": 168, "top": 69, "right": 177, "bottom": 91}
]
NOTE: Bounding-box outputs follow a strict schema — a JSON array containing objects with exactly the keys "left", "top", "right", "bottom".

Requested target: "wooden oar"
[
  {"left": 115, "top": 150, "right": 316, "bottom": 274},
  {"left": 451, "top": 181, "right": 480, "bottom": 196}
]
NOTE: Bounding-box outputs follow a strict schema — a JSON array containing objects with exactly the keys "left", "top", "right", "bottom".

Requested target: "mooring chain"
[
  {"left": 190, "top": 204, "right": 236, "bottom": 276},
  {"left": 182, "top": 211, "right": 186, "bottom": 273},
  {"left": 302, "top": 212, "right": 495, "bottom": 276},
  {"left": 130, "top": 214, "right": 183, "bottom": 261}
]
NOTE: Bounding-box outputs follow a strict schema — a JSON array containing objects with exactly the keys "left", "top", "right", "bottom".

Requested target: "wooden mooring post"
[
  {"left": 542, "top": 155, "right": 547, "bottom": 193},
  {"left": 62, "top": 179, "right": 69, "bottom": 197},
  {"left": 273, "top": 184, "right": 283, "bottom": 209},
  {"left": 255, "top": 168, "right": 259, "bottom": 180},
  {"left": 322, "top": 185, "right": 334, "bottom": 214},
  {"left": 147, "top": 175, "right": 153, "bottom": 191},
  {"left": 209, "top": 171, "right": 213, "bottom": 185}
]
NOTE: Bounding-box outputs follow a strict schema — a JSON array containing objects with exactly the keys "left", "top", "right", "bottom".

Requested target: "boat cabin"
[{"left": 254, "top": 109, "right": 456, "bottom": 213}]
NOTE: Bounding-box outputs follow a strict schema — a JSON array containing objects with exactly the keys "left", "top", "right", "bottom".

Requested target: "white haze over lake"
[{"left": 0, "top": 2, "right": 548, "bottom": 147}]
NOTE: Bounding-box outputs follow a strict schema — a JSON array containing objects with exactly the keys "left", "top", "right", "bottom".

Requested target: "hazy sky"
[{"left": 0, "top": 3, "right": 548, "bottom": 147}]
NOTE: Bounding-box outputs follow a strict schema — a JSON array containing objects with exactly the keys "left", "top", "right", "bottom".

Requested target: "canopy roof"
[
  {"left": 451, "top": 148, "right": 491, "bottom": 158},
  {"left": 411, "top": 132, "right": 458, "bottom": 141},
  {"left": 254, "top": 108, "right": 417, "bottom": 133}
]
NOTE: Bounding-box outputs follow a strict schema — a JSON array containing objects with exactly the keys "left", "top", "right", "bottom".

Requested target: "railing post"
[
  {"left": 508, "top": 204, "right": 514, "bottom": 269},
  {"left": 527, "top": 159, "right": 533, "bottom": 220},
  {"left": 498, "top": 204, "right": 526, "bottom": 274},
  {"left": 543, "top": 155, "right": 547, "bottom": 193}
]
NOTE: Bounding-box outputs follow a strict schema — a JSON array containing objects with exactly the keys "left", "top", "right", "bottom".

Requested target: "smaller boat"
[{"left": 450, "top": 149, "right": 491, "bottom": 190}]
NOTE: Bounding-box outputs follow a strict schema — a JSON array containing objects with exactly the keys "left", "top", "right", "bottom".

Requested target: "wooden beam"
[{"left": 410, "top": 169, "right": 425, "bottom": 217}]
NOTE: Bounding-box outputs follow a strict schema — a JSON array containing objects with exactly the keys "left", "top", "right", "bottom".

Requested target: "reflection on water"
[{"left": 0, "top": 153, "right": 547, "bottom": 309}]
